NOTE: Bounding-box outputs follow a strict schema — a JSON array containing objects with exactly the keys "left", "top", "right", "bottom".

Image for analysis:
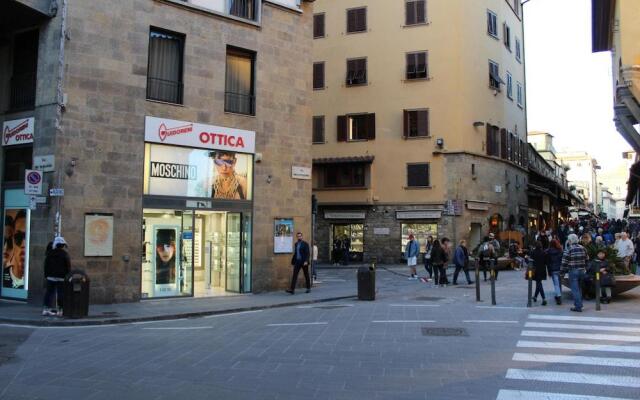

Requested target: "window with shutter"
[
  {"left": 313, "top": 62, "right": 325, "bottom": 90},
  {"left": 516, "top": 82, "right": 524, "bottom": 107},
  {"left": 503, "top": 24, "right": 511, "bottom": 50},
  {"left": 312, "top": 116, "right": 325, "bottom": 144},
  {"left": 313, "top": 13, "right": 325, "bottom": 38},
  {"left": 500, "top": 129, "right": 508, "bottom": 159},
  {"left": 405, "top": 0, "right": 426, "bottom": 25},
  {"left": 406, "top": 51, "right": 428, "bottom": 80},
  {"left": 515, "top": 38, "right": 522, "bottom": 62},
  {"left": 407, "top": 164, "right": 430, "bottom": 187},
  {"left": 489, "top": 60, "right": 503, "bottom": 90},
  {"left": 347, "top": 7, "right": 367, "bottom": 33},
  {"left": 506, "top": 72, "right": 513, "bottom": 99},
  {"left": 346, "top": 58, "right": 367, "bottom": 86},
  {"left": 337, "top": 115, "right": 347, "bottom": 142},
  {"left": 487, "top": 10, "right": 498, "bottom": 37},
  {"left": 324, "top": 164, "right": 366, "bottom": 188},
  {"left": 404, "top": 109, "right": 429, "bottom": 138}
]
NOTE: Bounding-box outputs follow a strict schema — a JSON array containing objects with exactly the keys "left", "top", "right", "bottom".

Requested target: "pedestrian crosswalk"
[{"left": 496, "top": 313, "right": 640, "bottom": 400}]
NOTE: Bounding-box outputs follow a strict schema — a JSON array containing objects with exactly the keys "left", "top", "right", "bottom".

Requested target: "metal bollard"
[
  {"left": 595, "top": 271, "right": 601, "bottom": 311},
  {"left": 475, "top": 259, "right": 481, "bottom": 302},
  {"left": 527, "top": 269, "right": 533, "bottom": 308},
  {"left": 490, "top": 265, "right": 496, "bottom": 305}
]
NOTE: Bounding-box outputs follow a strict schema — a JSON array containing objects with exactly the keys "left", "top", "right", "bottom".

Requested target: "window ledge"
[
  {"left": 224, "top": 110, "right": 257, "bottom": 118},
  {"left": 146, "top": 98, "right": 185, "bottom": 108},
  {"left": 404, "top": 186, "right": 432, "bottom": 190},
  {"left": 345, "top": 30, "right": 368, "bottom": 35},
  {"left": 313, "top": 35, "right": 326, "bottom": 39},
  {"left": 517, "top": 104, "right": 524, "bottom": 109},
  {"left": 402, "top": 21, "right": 431, "bottom": 28},
  {"left": 489, "top": 86, "right": 501, "bottom": 92},
  {"left": 488, "top": 33, "right": 499, "bottom": 40},
  {"left": 404, "top": 135, "right": 431, "bottom": 140},
  {"left": 403, "top": 77, "right": 431, "bottom": 83},
  {"left": 313, "top": 87, "right": 326, "bottom": 91},
  {"left": 345, "top": 82, "right": 369, "bottom": 87},
  {"left": 312, "top": 141, "right": 326, "bottom": 145},
  {"left": 315, "top": 187, "right": 369, "bottom": 191},
  {"left": 346, "top": 139, "right": 369, "bottom": 143},
  {"left": 154, "top": 0, "right": 262, "bottom": 28},
  {"left": 507, "top": 96, "right": 513, "bottom": 101}
]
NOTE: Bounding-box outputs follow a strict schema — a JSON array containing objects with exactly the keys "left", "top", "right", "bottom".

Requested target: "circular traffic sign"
[{"left": 26, "top": 171, "right": 41, "bottom": 185}]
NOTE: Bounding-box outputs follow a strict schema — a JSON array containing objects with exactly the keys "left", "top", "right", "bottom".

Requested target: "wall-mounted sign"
[
  {"left": 396, "top": 210, "right": 442, "bottom": 220},
  {"left": 274, "top": 218, "right": 294, "bottom": 254},
  {"left": 49, "top": 188, "right": 64, "bottom": 197},
  {"left": 324, "top": 211, "right": 366, "bottom": 220},
  {"left": 494, "top": 185, "right": 503, "bottom": 193},
  {"left": 33, "top": 155, "right": 55, "bottom": 172},
  {"left": 84, "top": 214, "right": 114, "bottom": 257},
  {"left": 3, "top": 118, "right": 34, "bottom": 146},
  {"left": 466, "top": 200, "right": 490, "bottom": 211},
  {"left": 373, "top": 227, "right": 390, "bottom": 235},
  {"left": 145, "top": 116, "right": 256, "bottom": 154},
  {"left": 24, "top": 170, "right": 42, "bottom": 195},
  {"left": 291, "top": 166, "right": 311, "bottom": 180}
]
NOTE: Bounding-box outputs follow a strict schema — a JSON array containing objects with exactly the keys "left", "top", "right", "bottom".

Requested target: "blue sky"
[{"left": 524, "top": 0, "right": 630, "bottom": 171}]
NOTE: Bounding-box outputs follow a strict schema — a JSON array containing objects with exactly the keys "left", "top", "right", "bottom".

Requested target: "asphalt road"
[{"left": 1, "top": 269, "right": 639, "bottom": 400}]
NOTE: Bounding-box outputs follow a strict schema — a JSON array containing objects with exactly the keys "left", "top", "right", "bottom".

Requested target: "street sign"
[
  {"left": 24, "top": 169, "right": 42, "bottom": 195},
  {"left": 29, "top": 196, "right": 37, "bottom": 210},
  {"left": 49, "top": 188, "right": 64, "bottom": 197},
  {"left": 33, "top": 155, "right": 55, "bottom": 172}
]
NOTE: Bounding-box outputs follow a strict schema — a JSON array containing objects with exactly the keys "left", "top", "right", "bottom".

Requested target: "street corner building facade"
[
  {"left": 311, "top": 0, "right": 529, "bottom": 264},
  {"left": 592, "top": 0, "right": 640, "bottom": 217},
  {"left": 0, "top": 0, "right": 314, "bottom": 304}
]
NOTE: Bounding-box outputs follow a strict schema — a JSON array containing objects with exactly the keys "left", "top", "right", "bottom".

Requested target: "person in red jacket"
[{"left": 42, "top": 237, "right": 71, "bottom": 317}]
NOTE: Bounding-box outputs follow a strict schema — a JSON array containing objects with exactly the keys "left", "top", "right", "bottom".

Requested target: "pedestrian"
[
  {"left": 591, "top": 250, "right": 614, "bottom": 304},
  {"left": 546, "top": 239, "right": 564, "bottom": 305},
  {"left": 561, "top": 233, "right": 589, "bottom": 312},
  {"left": 42, "top": 236, "right": 71, "bottom": 317},
  {"left": 423, "top": 236, "right": 434, "bottom": 280},
  {"left": 312, "top": 241, "right": 320, "bottom": 284},
  {"left": 332, "top": 237, "right": 341, "bottom": 266},
  {"left": 430, "top": 239, "right": 447, "bottom": 287},
  {"left": 478, "top": 236, "right": 493, "bottom": 282},
  {"left": 441, "top": 237, "right": 452, "bottom": 285},
  {"left": 286, "top": 232, "right": 311, "bottom": 294},
  {"left": 614, "top": 232, "right": 634, "bottom": 271},
  {"left": 405, "top": 234, "right": 419, "bottom": 280},
  {"left": 488, "top": 233, "right": 501, "bottom": 280},
  {"left": 342, "top": 235, "right": 351, "bottom": 266},
  {"left": 530, "top": 241, "right": 547, "bottom": 306},
  {"left": 453, "top": 239, "right": 473, "bottom": 285}
]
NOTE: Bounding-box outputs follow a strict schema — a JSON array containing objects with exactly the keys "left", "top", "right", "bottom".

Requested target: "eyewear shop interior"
[{"left": 142, "top": 116, "right": 255, "bottom": 299}]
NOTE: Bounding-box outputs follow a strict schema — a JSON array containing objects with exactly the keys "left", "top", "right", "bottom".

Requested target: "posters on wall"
[
  {"left": 145, "top": 144, "right": 253, "bottom": 200},
  {"left": 274, "top": 219, "right": 293, "bottom": 254},
  {"left": 154, "top": 227, "right": 180, "bottom": 296},
  {"left": 2, "top": 209, "right": 30, "bottom": 299},
  {"left": 84, "top": 214, "right": 114, "bottom": 257}
]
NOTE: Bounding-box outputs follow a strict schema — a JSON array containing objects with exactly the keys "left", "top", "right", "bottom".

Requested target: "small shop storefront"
[
  {"left": 324, "top": 211, "right": 365, "bottom": 263},
  {"left": 1, "top": 117, "right": 35, "bottom": 301},
  {"left": 142, "top": 116, "right": 255, "bottom": 299},
  {"left": 397, "top": 209, "right": 441, "bottom": 256}
]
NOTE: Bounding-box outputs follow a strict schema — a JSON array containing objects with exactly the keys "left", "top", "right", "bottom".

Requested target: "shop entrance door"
[
  {"left": 331, "top": 224, "right": 364, "bottom": 263},
  {"left": 226, "top": 213, "right": 242, "bottom": 293},
  {"left": 179, "top": 211, "right": 194, "bottom": 296}
]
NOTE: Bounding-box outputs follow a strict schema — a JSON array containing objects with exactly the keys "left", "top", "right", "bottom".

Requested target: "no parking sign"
[{"left": 24, "top": 169, "right": 42, "bottom": 195}]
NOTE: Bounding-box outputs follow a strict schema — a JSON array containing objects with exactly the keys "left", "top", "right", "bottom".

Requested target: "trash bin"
[
  {"left": 357, "top": 266, "right": 375, "bottom": 301},
  {"left": 63, "top": 270, "right": 90, "bottom": 319}
]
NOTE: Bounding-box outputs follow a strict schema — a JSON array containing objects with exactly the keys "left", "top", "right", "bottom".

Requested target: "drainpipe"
[{"left": 53, "top": 0, "right": 67, "bottom": 237}]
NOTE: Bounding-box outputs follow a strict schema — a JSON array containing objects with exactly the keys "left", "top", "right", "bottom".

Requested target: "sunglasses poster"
[
  {"left": 145, "top": 144, "right": 252, "bottom": 200},
  {"left": 2, "top": 209, "right": 30, "bottom": 299}
]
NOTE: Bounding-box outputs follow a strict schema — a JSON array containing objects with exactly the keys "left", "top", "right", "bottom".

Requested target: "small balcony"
[
  {"left": 147, "top": 77, "right": 184, "bottom": 105},
  {"left": 225, "top": 91, "right": 255, "bottom": 115},
  {"left": 9, "top": 73, "right": 36, "bottom": 111}
]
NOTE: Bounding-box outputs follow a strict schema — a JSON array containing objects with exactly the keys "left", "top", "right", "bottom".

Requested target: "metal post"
[
  {"left": 595, "top": 271, "right": 601, "bottom": 311},
  {"left": 475, "top": 259, "right": 481, "bottom": 302},
  {"left": 527, "top": 269, "right": 533, "bottom": 308},
  {"left": 490, "top": 263, "right": 496, "bottom": 306}
]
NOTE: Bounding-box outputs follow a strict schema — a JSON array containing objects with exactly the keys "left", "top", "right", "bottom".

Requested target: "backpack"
[{"left": 481, "top": 242, "right": 494, "bottom": 258}]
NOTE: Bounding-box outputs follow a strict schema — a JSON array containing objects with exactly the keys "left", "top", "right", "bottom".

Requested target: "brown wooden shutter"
[
  {"left": 313, "top": 63, "right": 324, "bottom": 89},
  {"left": 403, "top": 110, "right": 409, "bottom": 138},
  {"left": 347, "top": 9, "right": 357, "bottom": 32},
  {"left": 416, "top": 0, "right": 426, "bottom": 23},
  {"left": 313, "top": 14, "right": 325, "bottom": 38},
  {"left": 366, "top": 113, "right": 376, "bottom": 140},
  {"left": 406, "top": 53, "right": 414, "bottom": 79},
  {"left": 337, "top": 116, "right": 347, "bottom": 142},
  {"left": 359, "top": 58, "right": 367, "bottom": 83},
  {"left": 486, "top": 125, "right": 492, "bottom": 156},
  {"left": 406, "top": 1, "right": 416, "bottom": 25},
  {"left": 500, "top": 129, "right": 507, "bottom": 159},
  {"left": 418, "top": 110, "right": 429, "bottom": 136},
  {"left": 357, "top": 8, "right": 367, "bottom": 31}
]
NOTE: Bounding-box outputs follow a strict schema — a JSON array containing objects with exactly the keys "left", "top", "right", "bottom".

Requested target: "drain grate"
[
  {"left": 421, "top": 327, "right": 468, "bottom": 337},
  {"left": 413, "top": 296, "right": 444, "bottom": 301}
]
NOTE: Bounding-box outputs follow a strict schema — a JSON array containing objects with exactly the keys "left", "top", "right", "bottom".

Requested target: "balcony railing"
[
  {"left": 147, "top": 77, "right": 184, "bottom": 105},
  {"left": 225, "top": 91, "right": 255, "bottom": 115},
  {"left": 9, "top": 73, "right": 36, "bottom": 111}
]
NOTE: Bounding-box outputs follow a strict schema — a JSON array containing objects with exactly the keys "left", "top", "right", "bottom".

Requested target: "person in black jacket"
[
  {"left": 287, "top": 232, "right": 311, "bottom": 294},
  {"left": 42, "top": 237, "right": 71, "bottom": 316},
  {"left": 431, "top": 239, "right": 447, "bottom": 287},
  {"left": 531, "top": 241, "right": 548, "bottom": 306}
]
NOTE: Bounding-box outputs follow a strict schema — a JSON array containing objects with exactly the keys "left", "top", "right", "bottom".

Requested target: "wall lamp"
[
  {"left": 436, "top": 138, "right": 444, "bottom": 148},
  {"left": 473, "top": 121, "right": 485, "bottom": 128}
]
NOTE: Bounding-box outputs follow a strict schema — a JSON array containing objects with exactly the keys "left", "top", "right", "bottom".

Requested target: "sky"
[{"left": 523, "top": 0, "right": 631, "bottom": 173}]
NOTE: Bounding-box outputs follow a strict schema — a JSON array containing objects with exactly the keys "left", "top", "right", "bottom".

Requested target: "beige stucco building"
[
  {"left": 312, "top": 0, "right": 528, "bottom": 263},
  {"left": 1, "top": 0, "right": 313, "bottom": 304}
]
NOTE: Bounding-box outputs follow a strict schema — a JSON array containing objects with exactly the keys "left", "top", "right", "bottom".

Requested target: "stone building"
[
  {"left": 311, "top": 0, "right": 528, "bottom": 264},
  {"left": 0, "top": 0, "right": 314, "bottom": 304}
]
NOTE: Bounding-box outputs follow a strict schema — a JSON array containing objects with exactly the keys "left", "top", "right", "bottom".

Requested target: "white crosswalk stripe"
[{"left": 496, "top": 314, "right": 640, "bottom": 400}]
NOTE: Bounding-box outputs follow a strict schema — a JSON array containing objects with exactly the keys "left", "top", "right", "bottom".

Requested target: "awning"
[
  {"left": 313, "top": 155, "right": 375, "bottom": 165},
  {"left": 626, "top": 161, "right": 640, "bottom": 204},
  {"left": 527, "top": 183, "right": 555, "bottom": 198}
]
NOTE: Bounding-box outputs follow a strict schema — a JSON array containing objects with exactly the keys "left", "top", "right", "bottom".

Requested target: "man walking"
[
  {"left": 286, "top": 232, "right": 311, "bottom": 294},
  {"left": 561, "top": 233, "right": 589, "bottom": 312},
  {"left": 405, "top": 234, "right": 419, "bottom": 280}
]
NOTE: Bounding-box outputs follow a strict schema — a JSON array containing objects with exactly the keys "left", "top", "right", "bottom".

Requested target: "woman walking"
[
  {"left": 423, "top": 236, "right": 434, "bottom": 280},
  {"left": 531, "top": 241, "right": 548, "bottom": 306},
  {"left": 453, "top": 240, "right": 473, "bottom": 285},
  {"left": 431, "top": 239, "right": 447, "bottom": 287},
  {"left": 546, "top": 239, "right": 564, "bottom": 305}
]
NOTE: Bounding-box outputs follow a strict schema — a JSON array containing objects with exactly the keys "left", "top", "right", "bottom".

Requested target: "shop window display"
[
  {"left": 1, "top": 190, "right": 31, "bottom": 300},
  {"left": 401, "top": 223, "right": 438, "bottom": 254},
  {"left": 331, "top": 224, "right": 364, "bottom": 263}
]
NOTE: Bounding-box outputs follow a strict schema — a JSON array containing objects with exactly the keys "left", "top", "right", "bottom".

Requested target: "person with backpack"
[
  {"left": 431, "top": 239, "right": 447, "bottom": 287},
  {"left": 423, "top": 236, "right": 434, "bottom": 280},
  {"left": 42, "top": 237, "right": 71, "bottom": 317},
  {"left": 479, "top": 236, "right": 494, "bottom": 281}
]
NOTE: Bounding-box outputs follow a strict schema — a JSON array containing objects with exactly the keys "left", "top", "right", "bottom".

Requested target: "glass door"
[
  {"left": 180, "top": 211, "right": 194, "bottom": 296},
  {"left": 226, "top": 213, "right": 242, "bottom": 293}
]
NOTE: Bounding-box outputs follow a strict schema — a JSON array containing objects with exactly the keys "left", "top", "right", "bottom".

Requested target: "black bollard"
[
  {"left": 475, "top": 259, "right": 481, "bottom": 302},
  {"left": 490, "top": 263, "right": 496, "bottom": 306},
  {"left": 527, "top": 269, "right": 533, "bottom": 308},
  {"left": 595, "top": 271, "right": 601, "bottom": 311}
]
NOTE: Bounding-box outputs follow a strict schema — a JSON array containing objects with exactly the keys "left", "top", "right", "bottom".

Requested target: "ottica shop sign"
[
  {"left": 3, "top": 117, "right": 35, "bottom": 146},
  {"left": 145, "top": 116, "right": 255, "bottom": 154}
]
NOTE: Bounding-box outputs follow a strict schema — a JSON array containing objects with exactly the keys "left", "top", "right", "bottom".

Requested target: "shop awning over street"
[{"left": 313, "top": 155, "right": 375, "bottom": 165}]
